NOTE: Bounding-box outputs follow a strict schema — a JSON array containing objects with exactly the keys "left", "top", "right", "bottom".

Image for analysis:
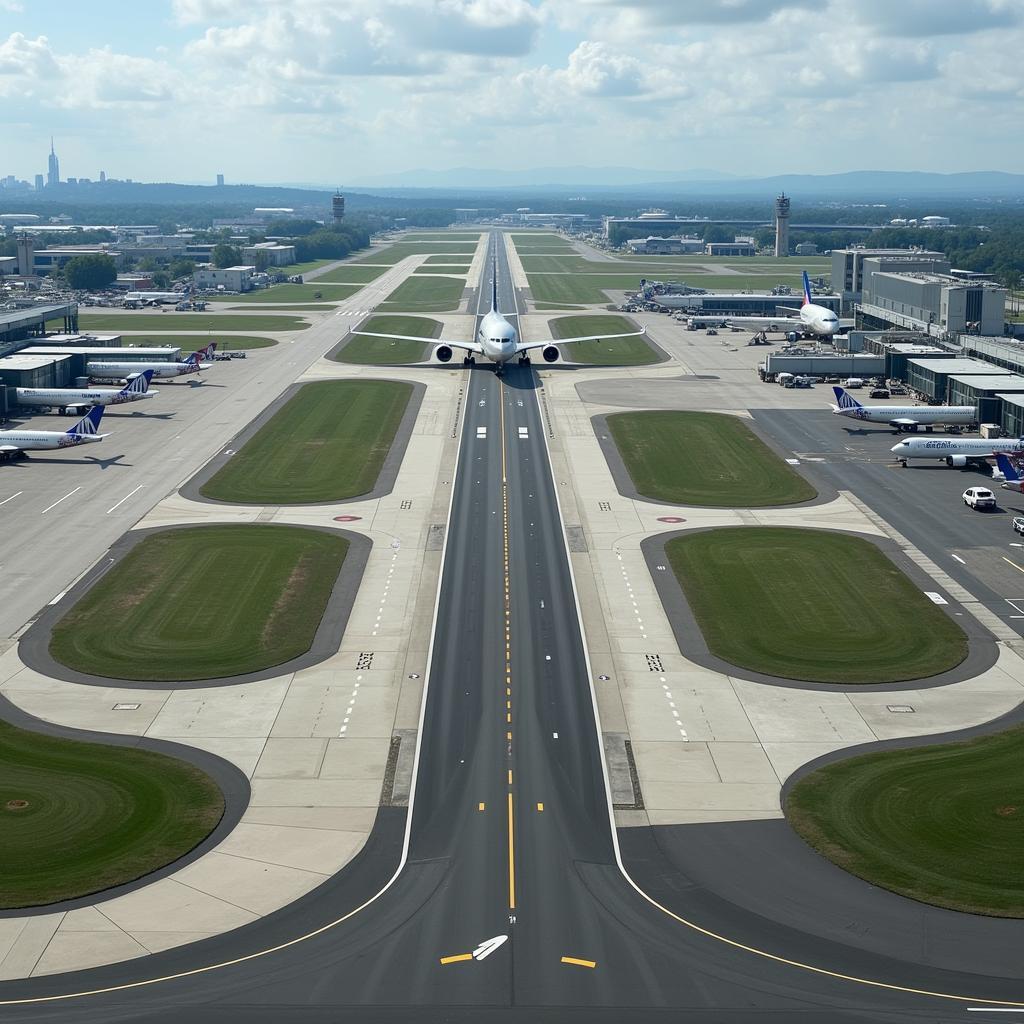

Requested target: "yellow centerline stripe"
[
  {"left": 561, "top": 956, "right": 596, "bottom": 969},
  {"left": 507, "top": 791, "right": 517, "bottom": 910},
  {"left": 440, "top": 953, "right": 473, "bottom": 965},
  {"left": 1002, "top": 556, "right": 1024, "bottom": 574}
]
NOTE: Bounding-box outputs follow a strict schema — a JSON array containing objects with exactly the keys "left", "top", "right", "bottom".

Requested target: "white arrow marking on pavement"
[{"left": 472, "top": 935, "right": 508, "bottom": 961}]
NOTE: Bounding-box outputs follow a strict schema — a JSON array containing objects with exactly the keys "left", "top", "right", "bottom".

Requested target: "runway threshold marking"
[{"left": 560, "top": 956, "right": 596, "bottom": 969}]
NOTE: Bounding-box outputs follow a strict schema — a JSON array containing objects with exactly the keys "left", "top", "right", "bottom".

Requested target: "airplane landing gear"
[{"left": 463, "top": 356, "right": 475, "bottom": 367}]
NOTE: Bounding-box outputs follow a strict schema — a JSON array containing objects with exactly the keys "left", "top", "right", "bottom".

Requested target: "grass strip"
[
  {"left": 334, "top": 315, "right": 438, "bottom": 364},
  {"left": 607, "top": 410, "right": 816, "bottom": 506},
  {"left": 0, "top": 719, "right": 224, "bottom": 908},
  {"left": 200, "top": 379, "right": 412, "bottom": 504},
  {"left": 50, "top": 524, "right": 349, "bottom": 681},
  {"left": 550, "top": 314, "right": 658, "bottom": 365},
  {"left": 666, "top": 527, "right": 967, "bottom": 683},
  {"left": 787, "top": 725, "right": 1024, "bottom": 915}
]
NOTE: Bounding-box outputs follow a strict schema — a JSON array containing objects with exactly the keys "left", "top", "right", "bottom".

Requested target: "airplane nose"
[{"left": 890, "top": 442, "right": 906, "bottom": 453}]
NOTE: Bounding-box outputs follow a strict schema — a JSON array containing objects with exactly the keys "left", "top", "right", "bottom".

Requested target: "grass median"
[
  {"left": 50, "top": 524, "right": 349, "bottom": 681},
  {"left": 666, "top": 526, "right": 967, "bottom": 683},
  {"left": 116, "top": 334, "right": 277, "bottom": 350},
  {"left": 334, "top": 315, "right": 438, "bottom": 364},
  {"left": 0, "top": 719, "right": 224, "bottom": 908},
  {"left": 314, "top": 265, "right": 390, "bottom": 284},
  {"left": 787, "top": 726, "right": 1024, "bottom": 915},
  {"left": 200, "top": 379, "right": 412, "bottom": 504},
  {"left": 379, "top": 275, "right": 465, "bottom": 312},
  {"left": 607, "top": 410, "right": 816, "bottom": 506},
  {"left": 550, "top": 314, "right": 658, "bottom": 365},
  {"left": 78, "top": 313, "right": 308, "bottom": 332},
  {"left": 215, "top": 283, "right": 359, "bottom": 304}
]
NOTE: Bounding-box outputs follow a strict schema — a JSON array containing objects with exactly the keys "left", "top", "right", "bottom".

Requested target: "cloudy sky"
[{"left": 2, "top": 0, "right": 1022, "bottom": 185}]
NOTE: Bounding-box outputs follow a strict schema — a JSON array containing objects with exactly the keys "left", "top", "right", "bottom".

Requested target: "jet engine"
[
  {"left": 946, "top": 455, "right": 968, "bottom": 467},
  {"left": 435, "top": 345, "right": 453, "bottom": 363},
  {"left": 542, "top": 346, "right": 560, "bottom": 363}
]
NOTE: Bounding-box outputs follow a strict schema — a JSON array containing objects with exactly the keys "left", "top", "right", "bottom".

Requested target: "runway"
[{"left": 9, "top": 235, "right": 1024, "bottom": 1020}]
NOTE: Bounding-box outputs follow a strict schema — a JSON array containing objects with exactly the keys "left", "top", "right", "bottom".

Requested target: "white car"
[{"left": 963, "top": 487, "right": 997, "bottom": 510}]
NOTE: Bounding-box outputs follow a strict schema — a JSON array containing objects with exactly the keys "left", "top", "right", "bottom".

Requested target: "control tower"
[
  {"left": 774, "top": 193, "right": 790, "bottom": 257},
  {"left": 332, "top": 191, "right": 345, "bottom": 225}
]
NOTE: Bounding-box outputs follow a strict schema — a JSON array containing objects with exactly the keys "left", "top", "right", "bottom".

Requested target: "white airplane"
[
  {"left": 994, "top": 452, "right": 1024, "bottom": 490},
  {"left": 0, "top": 405, "right": 109, "bottom": 462},
  {"left": 891, "top": 435, "right": 1024, "bottom": 468},
  {"left": 831, "top": 386, "right": 976, "bottom": 432},
  {"left": 16, "top": 369, "right": 157, "bottom": 414},
  {"left": 88, "top": 343, "right": 215, "bottom": 382},
  {"left": 351, "top": 257, "right": 645, "bottom": 375}
]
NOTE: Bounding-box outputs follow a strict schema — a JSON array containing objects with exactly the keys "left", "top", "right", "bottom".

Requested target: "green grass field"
[
  {"left": 550, "top": 314, "right": 659, "bottom": 365},
  {"left": 215, "top": 283, "right": 359, "bottom": 304},
  {"left": 201, "top": 379, "right": 412, "bottom": 504},
  {"left": 223, "top": 305, "right": 334, "bottom": 312},
  {"left": 353, "top": 244, "right": 478, "bottom": 264},
  {"left": 379, "top": 275, "right": 465, "bottom": 312},
  {"left": 666, "top": 527, "right": 967, "bottom": 684},
  {"left": 527, "top": 274, "right": 645, "bottom": 304},
  {"left": 413, "top": 266, "right": 468, "bottom": 275},
  {"left": 312, "top": 265, "right": 390, "bottom": 284},
  {"left": 117, "top": 334, "right": 277, "bottom": 350},
  {"left": 0, "top": 719, "right": 224, "bottom": 908},
  {"left": 50, "top": 525, "right": 349, "bottom": 681},
  {"left": 403, "top": 233, "right": 480, "bottom": 241},
  {"left": 285, "top": 259, "right": 335, "bottom": 275},
  {"left": 607, "top": 411, "right": 816, "bottom": 507},
  {"left": 533, "top": 303, "right": 585, "bottom": 310},
  {"left": 334, "top": 314, "right": 438, "bottom": 364},
  {"left": 423, "top": 255, "right": 472, "bottom": 266},
  {"left": 78, "top": 313, "right": 308, "bottom": 332},
  {"left": 786, "top": 725, "right": 1024, "bottom": 915}
]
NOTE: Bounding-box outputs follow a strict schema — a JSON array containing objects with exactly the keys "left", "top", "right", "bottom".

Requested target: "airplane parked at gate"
[
  {"left": 88, "top": 344, "right": 216, "bottom": 382},
  {"left": 15, "top": 370, "right": 157, "bottom": 414},
  {"left": 717, "top": 272, "right": 843, "bottom": 339},
  {"left": 994, "top": 452, "right": 1024, "bottom": 491},
  {"left": 831, "top": 386, "right": 976, "bottom": 432},
  {"left": 352, "top": 256, "right": 645, "bottom": 375},
  {"left": 0, "top": 406, "right": 109, "bottom": 461},
  {"left": 891, "top": 435, "right": 1024, "bottom": 467}
]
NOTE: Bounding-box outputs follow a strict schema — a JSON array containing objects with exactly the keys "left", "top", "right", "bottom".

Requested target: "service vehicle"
[{"left": 963, "top": 487, "right": 997, "bottom": 510}]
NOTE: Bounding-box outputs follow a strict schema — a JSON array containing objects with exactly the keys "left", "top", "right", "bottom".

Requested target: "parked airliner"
[
  {"left": 716, "top": 272, "right": 842, "bottom": 339},
  {"left": 994, "top": 452, "right": 1024, "bottom": 491},
  {"left": 16, "top": 370, "right": 157, "bottom": 414},
  {"left": 891, "top": 436, "right": 1024, "bottom": 467},
  {"left": 88, "top": 343, "right": 215, "bottom": 382},
  {"left": 831, "top": 386, "right": 976, "bottom": 431},
  {"left": 352, "top": 257, "right": 645, "bottom": 374},
  {"left": 0, "top": 406, "right": 108, "bottom": 461}
]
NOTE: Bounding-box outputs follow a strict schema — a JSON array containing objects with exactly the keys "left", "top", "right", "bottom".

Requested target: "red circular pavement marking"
[
  {"left": 333, "top": 515, "right": 362, "bottom": 522},
  {"left": 657, "top": 516, "right": 686, "bottom": 523}
]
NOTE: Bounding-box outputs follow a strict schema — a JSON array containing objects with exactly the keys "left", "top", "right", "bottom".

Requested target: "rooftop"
[
  {"left": 907, "top": 357, "right": 1010, "bottom": 373},
  {"left": 0, "top": 353, "right": 74, "bottom": 370},
  {"left": 948, "top": 374, "right": 1024, "bottom": 390}
]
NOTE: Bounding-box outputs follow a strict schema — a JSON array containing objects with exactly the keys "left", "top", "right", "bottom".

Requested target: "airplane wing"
[
  {"left": 351, "top": 330, "right": 483, "bottom": 355},
  {"left": 0, "top": 444, "right": 23, "bottom": 455},
  {"left": 889, "top": 418, "right": 923, "bottom": 427},
  {"left": 516, "top": 326, "right": 647, "bottom": 353}
]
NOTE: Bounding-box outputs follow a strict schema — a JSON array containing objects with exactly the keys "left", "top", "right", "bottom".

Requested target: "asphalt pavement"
[{"left": 9, "top": 238, "right": 1024, "bottom": 1020}]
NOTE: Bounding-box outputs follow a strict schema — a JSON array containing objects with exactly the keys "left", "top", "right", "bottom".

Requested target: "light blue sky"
[{"left": 2, "top": 0, "right": 1022, "bottom": 185}]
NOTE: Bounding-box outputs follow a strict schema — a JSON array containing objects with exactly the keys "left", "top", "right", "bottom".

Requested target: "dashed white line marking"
[
  {"left": 0, "top": 491, "right": 22, "bottom": 506},
  {"left": 951, "top": 553, "right": 966, "bottom": 564},
  {"left": 106, "top": 484, "right": 143, "bottom": 515},
  {"left": 41, "top": 487, "right": 81, "bottom": 514}
]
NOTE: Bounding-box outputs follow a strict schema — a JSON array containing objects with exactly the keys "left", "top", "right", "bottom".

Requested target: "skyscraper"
[
  {"left": 34, "top": 174, "right": 44, "bottom": 192},
  {"left": 46, "top": 138, "right": 59, "bottom": 187}
]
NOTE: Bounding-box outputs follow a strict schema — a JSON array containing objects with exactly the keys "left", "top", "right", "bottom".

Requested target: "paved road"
[{"left": 9, "top": 237, "right": 1024, "bottom": 1021}]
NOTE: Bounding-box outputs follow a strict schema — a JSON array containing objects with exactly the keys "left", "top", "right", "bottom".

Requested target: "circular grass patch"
[
  {"left": 787, "top": 726, "right": 1024, "bottom": 916},
  {"left": 0, "top": 720, "right": 224, "bottom": 908}
]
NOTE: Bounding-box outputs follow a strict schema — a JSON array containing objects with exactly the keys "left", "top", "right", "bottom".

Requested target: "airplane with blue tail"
[
  {"left": 0, "top": 405, "right": 109, "bottom": 461},
  {"left": 87, "top": 343, "right": 216, "bottom": 383},
  {"left": 994, "top": 452, "right": 1024, "bottom": 491},
  {"left": 720, "top": 271, "right": 845, "bottom": 339},
  {"left": 831, "top": 385, "right": 976, "bottom": 431},
  {"left": 15, "top": 369, "right": 158, "bottom": 414}
]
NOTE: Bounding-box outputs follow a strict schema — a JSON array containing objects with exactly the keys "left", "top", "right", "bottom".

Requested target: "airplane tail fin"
[
  {"left": 67, "top": 405, "right": 104, "bottom": 436},
  {"left": 802, "top": 270, "right": 813, "bottom": 307},
  {"left": 832, "top": 385, "right": 862, "bottom": 411},
  {"left": 121, "top": 369, "right": 154, "bottom": 395},
  {"left": 996, "top": 452, "right": 1022, "bottom": 482}
]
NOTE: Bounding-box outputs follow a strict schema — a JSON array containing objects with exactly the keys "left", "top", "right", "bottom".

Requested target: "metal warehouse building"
[
  {"left": 947, "top": 374, "right": 1024, "bottom": 425},
  {"left": 25, "top": 346, "right": 182, "bottom": 362},
  {"left": 904, "top": 357, "right": 1013, "bottom": 402},
  {"left": 998, "top": 394, "right": 1024, "bottom": 438}
]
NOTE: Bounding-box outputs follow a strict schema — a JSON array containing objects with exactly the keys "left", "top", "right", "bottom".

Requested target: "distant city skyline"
[{"left": 2, "top": 1, "right": 1023, "bottom": 183}]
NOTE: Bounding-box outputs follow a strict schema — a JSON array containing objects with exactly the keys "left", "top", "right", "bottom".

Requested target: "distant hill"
[{"left": 348, "top": 166, "right": 736, "bottom": 189}]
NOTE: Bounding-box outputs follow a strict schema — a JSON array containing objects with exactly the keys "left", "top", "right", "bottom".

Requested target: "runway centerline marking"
[{"left": 561, "top": 956, "right": 596, "bottom": 969}]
